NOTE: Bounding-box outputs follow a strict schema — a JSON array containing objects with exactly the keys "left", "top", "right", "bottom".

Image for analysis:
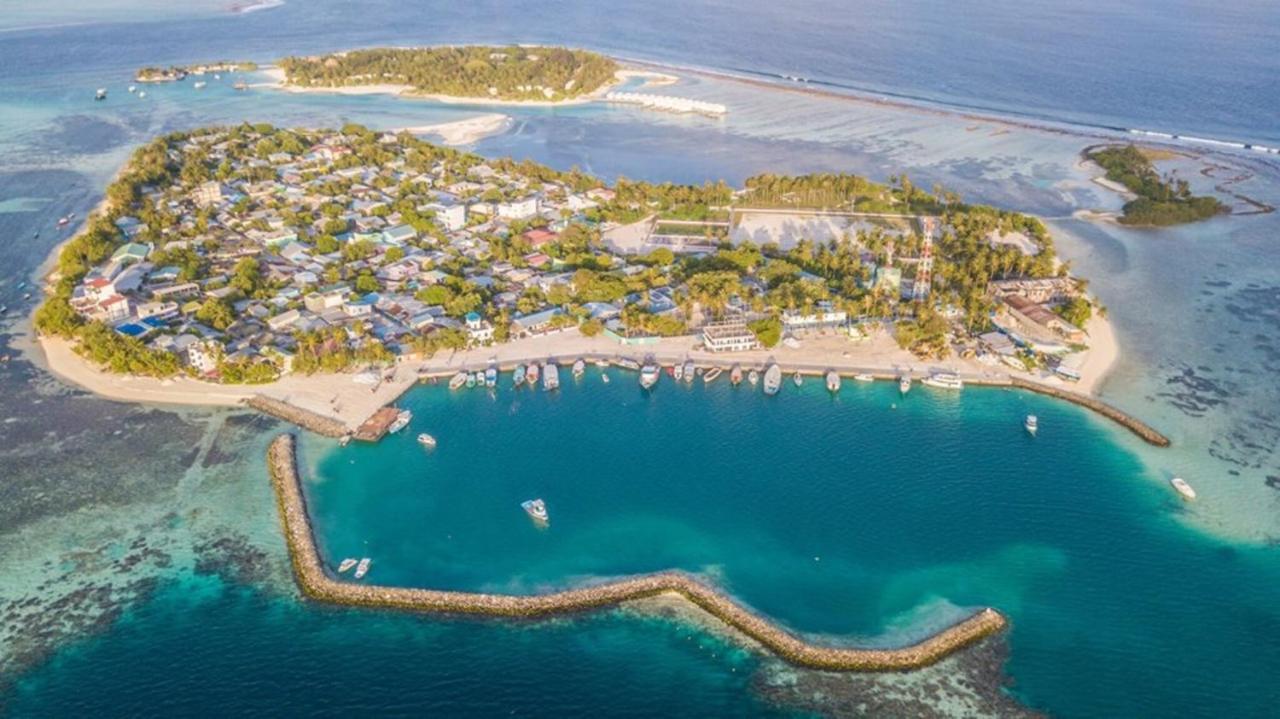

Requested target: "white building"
[
  {"left": 496, "top": 197, "right": 539, "bottom": 220},
  {"left": 702, "top": 322, "right": 759, "bottom": 353},
  {"left": 187, "top": 340, "right": 221, "bottom": 375}
]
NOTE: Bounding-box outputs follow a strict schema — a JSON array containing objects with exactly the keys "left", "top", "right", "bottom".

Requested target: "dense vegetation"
[
  {"left": 278, "top": 46, "right": 618, "bottom": 101},
  {"left": 1087, "top": 144, "right": 1224, "bottom": 226}
]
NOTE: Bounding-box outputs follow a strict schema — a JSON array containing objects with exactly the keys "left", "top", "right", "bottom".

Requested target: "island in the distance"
[
  {"left": 1085, "top": 144, "right": 1225, "bottom": 226},
  {"left": 135, "top": 61, "right": 259, "bottom": 84}
]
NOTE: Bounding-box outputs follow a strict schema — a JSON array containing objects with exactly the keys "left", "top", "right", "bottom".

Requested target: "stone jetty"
[
  {"left": 247, "top": 396, "right": 347, "bottom": 439},
  {"left": 267, "top": 433, "right": 1008, "bottom": 671},
  {"left": 1008, "top": 377, "right": 1170, "bottom": 447}
]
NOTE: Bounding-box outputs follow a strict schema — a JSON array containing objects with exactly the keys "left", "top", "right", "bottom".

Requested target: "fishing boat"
[
  {"left": 525, "top": 363, "right": 539, "bottom": 386},
  {"left": 683, "top": 360, "right": 696, "bottom": 383},
  {"left": 512, "top": 364, "right": 526, "bottom": 386},
  {"left": 387, "top": 409, "right": 412, "bottom": 434},
  {"left": 485, "top": 366, "right": 497, "bottom": 388},
  {"left": 1170, "top": 477, "right": 1196, "bottom": 501},
  {"left": 763, "top": 364, "right": 782, "bottom": 396},
  {"left": 1025, "top": 414, "right": 1038, "bottom": 435},
  {"left": 449, "top": 371, "right": 467, "bottom": 390},
  {"left": 673, "top": 363, "right": 684, "bottom": 381},
  {"left": 572, "top": 358, "right": 586, "bottom": 379},
  {"left": 354, "top": 558, "right": 371, "bottom": 579},
  {"left": 639, "top": 363, "right": 660, "bottom": 389},
  {"left": 899, "top": 375, "right": 912, "bottom": 394},
  {"left": 95, "top": 88, "right": 107, "bottom": 100},
  {"left": 417, "top": 433, "right": 437, "bottom": 448},
  {"left": 543, "top": 362, "right": 560, "bottom": 391},
  {"left": 56, "top": 216, "right": 70, "bottom": 227},
  {"left": 825, "top": 370, "right": 841, "bottom": 393},
  {"left": 748, "top": 369, "right": 759, "bottom": 386},
  {"left": 730, "top": 364, "right": 743, "bottom": 385},
  {"left": 922, "top": 372, "right": 963, "bottom": 390},
  {"left": 792, "top": 371, "right": 803, "bottom": 387},
  {"left": 521, "top": 498, "right": 549, "bottom": 523},
  {"left": 465, "top": 372, "right": 477, "bottom": 389},
  {"left": 337, "top": 558, "right": 357, "bottom": 574},
  {"left": 854, "top": 373, "right": 874, "bottom": 383},
  {"left": 703, "top": 367, "right": 723, "bottom": 384}
]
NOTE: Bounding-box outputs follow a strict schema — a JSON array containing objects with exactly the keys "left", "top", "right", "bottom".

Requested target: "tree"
[
  {"left": 748, "top": 316, "right": 782, "bottom": 348},
  {"left": 579, "top": 318, "right": 603, "bottom": 336},
  {"left": 196, "top": 298, "right": 235, "bottom": 330},
  {"left": 1057, "top": 296, "right": 1092, "bottom": 328}
]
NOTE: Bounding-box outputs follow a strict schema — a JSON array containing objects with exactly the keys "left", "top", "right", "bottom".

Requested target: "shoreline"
[
  {"left": 266, "top": 433, "right": 1007, "bottom": 671},
  {"left": 391, "top": 113, "right": 513, "bottom": 146}
]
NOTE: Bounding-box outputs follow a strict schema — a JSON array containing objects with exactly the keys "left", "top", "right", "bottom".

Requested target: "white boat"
[
  {"left": 673, "top": 362, "right": 684, "bottom": 381},
  {"left": 792, "top": 371, "right": 803, "bottom": 387},
  {"left": 485, "top": 366, "right": 497, "bottom": 388},
  {"left": 617, "top": 357, "right": 641, "bottom": 371},
  {"left": 138, "top": 90, "right": 146, "bottom": 98},
  {"left": 128, "top": 85, "right": 137, "bottom": 93},
  {"left": 572, "top": 358, "right": 586, "bottom": 378},
  {"left": 826, "top": 371, "right": 841, "bottom": 393},
  {"left": 1171, "top": 477, "right": 1197, "bottom": 501},
  {"left": 354, "top": 558, "right": 371, "bottom": 579},
  {"left": 748, "top": 369, "right": 759, "bottom": 386},
  {"left": 899, "top": 375, "right": 912, "bottom": 394},
  {"left": 921, "top": 372, "right": 963, "bottom": 390},
  {"left": 763, "top": 364, "right": 782, "bottom": 396},
  {"left": 417, "top": 433, "right": 437, "bottom": 448},
  {"left": 703, "top": 367, "right": 723, "bottom": 384},
  {"left": 853, "top": 373, "right": 874, "bottom": 383},
  {"left": 387, "top": 409, "right": 412, "bottom": 434},
  {"left": 449, "top": 371, "right": 467, "bottom": 390},
  {"left": 543, "top": 362, "right": 560, "bottom": 391},
  {"left": 1025, "top": 414, "right": 1038, "bottom": 435},
  {"left": 522, "top": 498, "right": 549, "bottom": 523},
  {"left": 601, "top": 373, "right": 610, "bottom": 383},
  {"left": 730, "top": 365, "right": 743, "bottom": 385},
  {"left": 512, "top": 364, "right": 526, "bottom": 386},
  {"left": 95, "top": 87, "right": 107, "bottom": 100},
  {"left": 639, "top": 363, "right": 660, "bottom": 389},
  {"left": 193, "top": 81, "right": 207, "bottom": 89},
  {"left": 683, "top": 360, "right": 696, "bottom": 383},
  {"left": 466, "top": 372, "right": 477, "bottom": 388},
  {"left": 337, "top": 558, "right": 357, "bottom": 574},
  {"left": 526, "top": 363, "right": 540, "bottom": 386},
  {"left": 594, "top": 358, "right": 610, "bottom": 368}
]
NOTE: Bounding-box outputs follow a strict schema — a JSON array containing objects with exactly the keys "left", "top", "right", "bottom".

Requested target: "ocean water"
[{"left": 2, "top": 1, "right": 1280, "bottom": 717}]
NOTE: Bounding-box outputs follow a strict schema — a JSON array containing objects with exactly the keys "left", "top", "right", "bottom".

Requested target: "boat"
[
  {"left": 127, "top": 85, "right": 137, "bottom": 93},
  {"left": 512, "top": 364, "right": 526, "bottom": 386},
  {"left": 1170, "top": 477, "right": 1197, "bottom": 501},
  {"left": 193, "top": 81, "right": 207, "bottom": 89},
  {"left": 703, "top": 367, "right": 723, "bottom": 384},
  {"left": 521, "top": 498, "right": 549, "bottom": 523},
  {"left": 730, "top": 364, "right": 743, "bottom": 386},
  {"left": 616, "top": 357, "right": 641, "bottom": 371},
  {"left": 449, "top": 371, "right": 467, "bottom": 390},
  {"left": 793, "top": 371, "right": 803, "bottom": 387},
  {"left": 417, "top": 433, "right": 437, "bottom": 448},
  {"left": 233, "top": 81, "right": 248, "bottom": 91},
  {"left": 899, "top": 376, "right": 912, "bottom": 394},
  {"left": 763, "top": 364, "right": 782, "bottom": 396},
  {"left": 137, "top": 91, "right": 146, "bottom": 98},
  {"left": 572, "top": 358, "right": 586, "bottom": 379},
  {"left": 826, "top": 370, "right": 841, "bottom": 393},
  {"left": 337, "top": 558, "right": 358, "bottom": 574},
  {"left": 354, "top": 558, "right": 371, "bottom": 579},
  {"left": 748, "top": 369, "right": 759, "bottom": 386},
  {"left": 56, "top": 216, "right": 69, "bottom": 227},
  {"left": 639, "top": 363, "right": 660, "bottom": 389},
  {"left": 853, "top": 373, "right": 874, "bottom": 383},
  {"left": 94, "top": 88, "right": 107, "bottom": 100},
  {"left": 921, "top": 372, "right": 963, "bottom": 390},
  {"left": 543, "top": 362, "right": 560, "bottom": 391},
  {"left": 526, "top": 363, "right": 539, "bottom": 386},
  {"left": 601, "top": 373, "right": 610, "bottom": 383},
  {"left": 1025, "top": 414, "right": 1038, "bottom": 435},
  {"left": 673, "top": 363, "right": 684, "bottom": 381},
  {"left": 594, "top": 358, "right": 610, "bottom": 368},
  {"left": 339, "top": 435, "right": 351, "bottom": 447},
  {"left": 485, "top": 366, "right": 497, "bottom": 388},
  {"left": 387, "top": 409, "right": 412, "bottom": 434},
  {"left": 683, "top": 360, "right": 696, "bottom": 383},
  {"left": 465, "top": 372, "right": 477, "bottom": 389}
]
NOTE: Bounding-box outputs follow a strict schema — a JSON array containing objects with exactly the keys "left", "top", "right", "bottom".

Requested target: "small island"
[
  {"left": 136, "top": 61, "right": 258, "bottom": 83},
  {"left": 276, "top": 46, "right": 619, "bottom": 102},
  {"left": 1086, "top": 144, "right": 1225, "bottom": 226}
]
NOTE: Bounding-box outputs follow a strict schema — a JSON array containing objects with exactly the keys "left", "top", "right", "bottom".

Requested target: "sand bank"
[{"left": 393, "top": 113, "right": 512, "bottom": 145}]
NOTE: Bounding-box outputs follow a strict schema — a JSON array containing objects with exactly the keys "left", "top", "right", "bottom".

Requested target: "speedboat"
[
  {"left": 417, "top": 433, "right": 437, "bottom": 448},
  {"left": 854, "top": 373, "right": 874, "bottom": 383},
  {"left": 683, "top": 360, "right": 695, "bottom": 383},
  {"left": 388, "top": 409, "right": 412, "bottom": 434},
  {"left": 485, "top": 366, "right": 497, "bottom": 388},
  {"left": 730, "top": 364, "right": 743, "bottom": 386},
  {"left": 825, "top": 370, "right": 841, "bottom": 393},
  {"left": 703, "top": 367, "right": 723, "bottom": 384},
  {"left": 95, "top": 88, "right": 107, "bottom": 100},
  {"left": 543, "top": 362, "right": 560, "bottom": 391},
  {"left": 522, "top": 498, "right": 549, "bottom": 523},
  {"left": 512, "top": 364, "right": 526, "bottom": 386},
  {"left": 449, "top": 371, "right": 467, "bottom": 390},
  {"left": 337, "top": 558, "right": 357, "bottom": 574},
  {"left": 525, "top": 363, "right": 540, "bottom": 386},
  {"left": 1025, "top": 414, "right": 1038, "bottom": 435},
  {"left": 748, "top": 369, "right": 759, "bottom": 386},
  {"left": 572, "top": 358, "right": 586, "bottom": 379},
  {"left": 921, "top": 372, "right": 963, "bottom": 390},
  {"left": 899, "top": 375, "right": 912, "bottom": 394},
  {"left": 601, "top": 373, "right": 610, "bottom": 383},
  {"left": 763, "top": 364, "right": 782, "bottom": 396},
  {"left": 354, "top": 558, "right": 371, "bottom": 579},
  {"left": 1171, "top": 477, "right": 1197, "bottom": 501},
  {"left": 792, "top": 371, "right": 803, "bottom": 387},
  {"left": 639, "top": 363, "right": 660, "bottom": 389},
  {"left": 673, "top": 363, "right": 684, "bottom": 381}
]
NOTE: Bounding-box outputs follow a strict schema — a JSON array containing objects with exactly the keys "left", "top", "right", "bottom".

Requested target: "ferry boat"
[
  {"left": 1170, "top": 477, "right": 1197, "bottom": 501},
  {"left": 543, "top": 362, "right": 560, "bottom": 391},
  {"left": 683, "top": 360, "right": 696, "bottom": 383},
  {"left": 703, "top": 367, "right": 723, "bottom": 384},
  {"left": 338, "top": 558, "right": 357, "bottom": 573},
  {"left": 922, "top": 372, "right": 963, "bottom": 390},
  {"left": 525, "top": 363, "right": 540, "bottom": 386},
  {"left": 521, "top": 498, "right": 549, "bottom": 523},
  {"left": 417, "top": 433, "right": 437, "bottom": 448},
  {"left": 763, "top": 364, "right": 782, "bottom": 396},
  {"left": 387, "top": 409, "right": 412, "bottom": 434},
  {"left": 673, "top": 362, "right": 684, "bottom": 381},
  {"left": 354, "top": 558, "right": 371, "bottom": 579},
  {"left": 639, "top": 363, "right": 660, "bottom": 389},
  {"left": 572, "top": 358, "right": 586, "bottom": 379},
  {"left": 1025, "top": 414, "right": 1038, "bottom": 435},
  {"left": 826, "top": 370, "right": 841, "bottom": 393},
  {"left": 854, "top": 373, "right": 874, "bottom": 383},
  {"left": 748, "top": 369, "right": 760, "bottom": 386},
  {"left": 899, "top": 375, "right": 912, "bottom": 394},
  {"left": 792, "top": 371, "right": 803, "bottom": 387},
  {"left": 95, "top": 88, "right": 107, "bottom": 100},
  {"left": 730, "top": 364, "right": 743, "bottom": 386},
  {"left": 512, "top": 364, "right": 526, "bottom": 386},
  {"left": 449, "top": 371, "right": 467, "bottom": 390},
  {"left": 485, "top": 366, "right": 497, "bottom": 388},
  {"left": 465, "top": 372, "right": 477, "bottom": 389}
]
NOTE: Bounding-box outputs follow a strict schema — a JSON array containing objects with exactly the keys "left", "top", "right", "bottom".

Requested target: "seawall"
[
  {"left": 247, "top": 396, "right": 348, "bottom": 438},
  {"left": 1008, "top": 377, "right": 1170, "bottom": 447},
  {"left": 267, "top": 433, "right": 1007, "bottom": 671}
]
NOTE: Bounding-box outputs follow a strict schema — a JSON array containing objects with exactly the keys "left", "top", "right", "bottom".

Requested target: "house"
[
  {"left": 304, "top": 283, "right": 350, "bottom": 313},
  {"left": 988, "top": 278, "right": 1077, "bottom": 305},
  {"left": 782, "top": 304, "right": 847, "bottom": 333},
  {"left": 1002, "top": 295, "right": 1085, "bottom": 343},
  {"left": 496, "top": 197, "right": 539, "bottom": 220},
  {"left": 702, "top": 321, "right": 759, "bottom": 352},
  {"left": 464, "top": 311, "right": 494, "bottom": 344},
  {"left": 522, "top": 228, "right": 558, "bottom": 248},
  {"left": 193, "top": 181, "right": 227, "bottom": 207},
  {"left": 382, "top": 224, "right": 417, "bottom": 245},
  {"left": 511, "top": 307, "right": 564, "bottom": 336},
  {"left": 98, "top": 294, "right": 131, "bottom": 322},
  {"left": 267, "top": 309, "right": 302, "bottom": 332},
  {"left": 186, "top": 340, "right": 222, "bottom": 375}
]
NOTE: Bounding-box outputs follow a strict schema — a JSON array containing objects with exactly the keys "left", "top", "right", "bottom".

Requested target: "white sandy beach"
[{"left": 394, "top": 113, "right": 513, "bottom": 146}]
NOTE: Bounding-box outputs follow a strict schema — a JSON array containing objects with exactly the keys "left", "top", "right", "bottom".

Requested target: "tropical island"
[
  {"left": 33, "top": 122, "right": 1129, "bottom": 438},
  {"left": 275, "top": 46, "right": 619, "bottom": 102},
  {"left": 1086, "top": 144, "right": 1225, "bottom": 226},
  {"left": 136, "top": 61, "right": 258, "bottom": 83}
]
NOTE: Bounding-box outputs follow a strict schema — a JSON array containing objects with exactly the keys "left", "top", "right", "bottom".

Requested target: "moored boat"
[
  {"left": 1025, "top": 414, "right": 1038, "bottom": 435},
  {"left": 337, "top": 558, "right": 357, "bottom": 574},
  {"left": 826, "top": 370, "right": 841, "bottom": 393},
  {"left": 899, "top": 375, "right": 912, "bottom": 394},
  {"left": 572, "top": 358, "right": 586, "bottom": 379},
  {"left": 1171, "top": 477, "right": 1197, "bottom": 501},
  {"left": 763, "top": 364, "right": 782, "bottom": 396},
  {"left": 673, "top": 363, "right": 684, "bottom": 381},
  {"left": 354, "top": 558, "right": 371, "bottom": 579},
  {"left": 730, "top": 364, "right": 743, "bottom": 385},
  {"left": 748, "top": 369, "right": 759, "bottom": 386},
  {"left": 601, "top": 373, "right": 610, "bottom": 383},
  {"left": 854, "top": 373, "right": 874, "bottom": 383},
  {"left": 594, "top": 358, "right": 610, "bottom": 368},
  {"left": 521, "top": 498, "right": 549, "bottom": 523},
  {"left": 417, "top": 433, "right": 437, "bottom": 448},
  {"left": 543, "top": 362, "right": 560, "bottom": 391},
  {"left": 512, "top": 364, "right": 526, "bottom": 386},
  {"left": 922, "top": 372, "right": 963, "bottom": 390},
  {"left": 703, "top": 367, "right": 723, "bottom": 384},
  {"left": 485, "top": 366, "right": 497, "bottom": 388},
  {"left": 387, "top": 409, "right": 412, "bottom": 434},
  {"left": 793, "top": 371, "right": 803, "bottom": 387},
  {"left": 639, "top": 362, "right": 660, "bottom": 389},
  {"left": 617, "top": 357, "right": 641, "bottom": 371},
  {"left": 95, "top": 87, "right": 107, "bottom": 100},
  {"left": 193, "top": 80, "right": 207, "bottom": 89},
  {"left": 683, "top": 360, "right": 696, "bottom": 383},
  {"left": 525, "top": 363, "right": 539, "bottom": 386},
  {"left": 449, "top": 371, "right": 467, "bottom": 390}
]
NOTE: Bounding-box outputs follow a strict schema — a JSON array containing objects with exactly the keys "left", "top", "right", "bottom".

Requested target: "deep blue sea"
[{"left": 2, "top": 2, "right": 1280, "bottom": 717}]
